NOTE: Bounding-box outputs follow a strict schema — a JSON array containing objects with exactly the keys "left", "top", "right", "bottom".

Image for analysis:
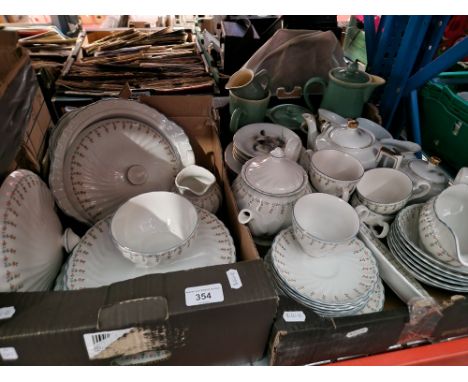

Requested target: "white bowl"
[
  {"left": 292, "top": 193, "right": 360, "bottom": 256},
  {"left": 111, "top": 192, "right": 199, "bottom": 266},
  {"left": 419, "top": 184, "right": 468, "bottom": 266}
]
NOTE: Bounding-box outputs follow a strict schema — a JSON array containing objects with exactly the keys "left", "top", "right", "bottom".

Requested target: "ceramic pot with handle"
[
  {"left": 397, "top": 156, "right": 450, "bottom": 203},
  {"left": 303, "top": 60, "right": 385, "bottom": 118},
  {"left": 173, "top": 165, "right": 222, "bottom": 214},
  {"left": 232, "top": 147, "right": 312, "bottom": 238},
  {"left": 302, "top": 114, "right": 402, "bottom": 170}
]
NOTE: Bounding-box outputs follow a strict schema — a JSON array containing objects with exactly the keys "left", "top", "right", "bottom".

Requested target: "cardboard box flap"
[
  {"left": 98, "top": 297, "right": 169, "bottom": 331},
  {"left": 140, "top": 95, "right": 214, "bottom": 118}
]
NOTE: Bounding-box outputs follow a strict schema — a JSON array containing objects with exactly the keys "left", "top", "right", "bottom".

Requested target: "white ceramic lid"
[
  {"left": 329, "top": 120, "right": 375, "bottom": 149},
  {"left": 49, "top": 98, "right": 195, "bottom": 224},
  {"left": 62, "top": 118, "right": 181, "bottom": 224},
  {"left": 408, "top": 158, "right": 448, "bottom": 184},
  {"left": 0, "top": 170, "right": 63, "bottom": 292},
  {"left": 243, "top": 148, "right": 307, "bottom": 195}
]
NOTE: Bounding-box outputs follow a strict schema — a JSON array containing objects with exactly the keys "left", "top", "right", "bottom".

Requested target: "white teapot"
[{"left": 232, "top": 148, "right": 312, "bottom": 238}]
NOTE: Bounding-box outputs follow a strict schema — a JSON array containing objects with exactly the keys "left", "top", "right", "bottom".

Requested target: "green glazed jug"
[{"left": 304, "top": 61, "right": 385, "bottom": 119}]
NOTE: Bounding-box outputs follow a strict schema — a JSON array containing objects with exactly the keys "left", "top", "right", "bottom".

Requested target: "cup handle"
[
  {"left": 340, "top": 187, "right": 350, "bottom": 202},
  {"left": 410, "top": 180, "right": 431, "bottom": 201},
  {"left": 355, "top": 205, "right": 389, "bottom": 239},
  {"left": 230, "top": 108, "right": 244, "bottom": 133},
  {"left": 284, "top": 137, "right": 302, "bottom": 162},
  {"left": 254, "top": 69, "right": 270, "bottom": 91},
  {"left": 303, "top": 77, "right": 327, "bottom": 110},
  {"left": 62, "top": 228, "right": 81, "bottom": 253},
  {"left": 238, "top": 209, "right": 254, "bottom": 225}
]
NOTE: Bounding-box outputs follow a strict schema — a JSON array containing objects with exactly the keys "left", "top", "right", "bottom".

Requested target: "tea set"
[{"left": 224, "top": 62, "right": 468, "bottom": 316}]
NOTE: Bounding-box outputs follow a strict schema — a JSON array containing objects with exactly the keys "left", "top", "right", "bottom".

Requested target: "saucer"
[
  {"left": 270, "top": 228, "right": 379, "bottom": 307},
  {"left": 224, "top": 142, "right": 243, "bottom": 175},
  {"left": 56, "top": 208, "right": 236, "bottom": 290}
]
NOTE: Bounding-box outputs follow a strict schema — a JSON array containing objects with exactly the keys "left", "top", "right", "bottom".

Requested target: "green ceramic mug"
[
  {"left": 229, "top": 90, "right": 271, "bottom": 133},
  {"left": 225, "top": 68, "right": 270, "bottom": 100}
]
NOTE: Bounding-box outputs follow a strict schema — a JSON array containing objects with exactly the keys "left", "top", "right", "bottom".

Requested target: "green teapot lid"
[
  {"left": 266, "top": 104, "right": 312, "bottom": 130},
  {"left": 332, "top": 61, "right": 370, "bottom": 84}
]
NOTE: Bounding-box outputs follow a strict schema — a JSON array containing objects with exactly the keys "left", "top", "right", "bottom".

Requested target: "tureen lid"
[
  {"left": 329, "top": 120, "right": 375, "bottom": 149},
  {"left": 331, "top": 61, "right": 370, "bottom": 84},
  {"left": 243, "top": 148, "right": 307, "bottom": 195},
  {"left": 0, "top": 170, "right": 63, "bottom": 292},
  {"left": 408, "top": 157, "right": 448, "bottom": 184}
]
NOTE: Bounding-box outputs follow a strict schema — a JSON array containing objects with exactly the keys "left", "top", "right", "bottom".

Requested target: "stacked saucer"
[
  {"left": 265, "top": 193, "right": 383, "bottom": 318},
  {"left": 224, "top": 123, "right": 301, "bottom": 175},
  {"left": 388, "top": 204, "right": 468, "bottom": 292},
  {"left": 266, "top": 230, "right": 383, "bottom": 317}
]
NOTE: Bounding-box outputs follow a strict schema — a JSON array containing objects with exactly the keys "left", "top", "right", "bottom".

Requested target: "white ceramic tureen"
[{"left": 232, "top": 147, "right": 312, "bottom": 238}]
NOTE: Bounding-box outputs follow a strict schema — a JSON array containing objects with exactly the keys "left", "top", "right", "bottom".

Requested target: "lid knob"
[
  {"left": 429, "top": 156, "right": 441, "bottom": 166},
  {"left": 126, "top": 165, "right": 148, "bottom": 185},
  {"left": 347, "top": 119, "right": 359, "bottom": 129}
]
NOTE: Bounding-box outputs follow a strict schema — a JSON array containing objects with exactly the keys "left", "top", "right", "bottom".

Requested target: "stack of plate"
[
  {"left": 55, "top": 207, "right": 236, "bottom": 290},
  {"left": 224, "top": 123, "right": 301, "bottom": 175},
  {"left": 266, "top": 228, "right": 384, "bottom": 317},
  {"left": 388, "top": 204, "right": 468, "bottom": 292},
  {"left": 48, "top": 98, "right": 195, "bottom": 225}
]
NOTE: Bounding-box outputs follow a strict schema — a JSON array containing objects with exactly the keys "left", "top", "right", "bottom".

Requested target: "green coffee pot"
[{"left": 304, "top": 60, "right": 385, "bottom": 118}]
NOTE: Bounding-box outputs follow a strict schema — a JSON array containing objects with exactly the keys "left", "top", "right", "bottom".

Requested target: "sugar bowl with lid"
[{"left": 232, "top": 147, "right": 312, "bottom": 238}]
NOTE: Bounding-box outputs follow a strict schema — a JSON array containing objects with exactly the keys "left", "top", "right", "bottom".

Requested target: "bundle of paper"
[{"left": 57, "top": 32, "right": 213, "bottom": 95}]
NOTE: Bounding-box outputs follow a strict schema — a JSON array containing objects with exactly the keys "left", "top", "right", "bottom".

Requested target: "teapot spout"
[{"left": 364, "top": 75, "right": 386, "bottom": 101}]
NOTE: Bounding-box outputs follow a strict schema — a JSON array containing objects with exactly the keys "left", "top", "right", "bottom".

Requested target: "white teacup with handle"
[{"left": 306, "top": 149, "right": 364, "bottom": 202}]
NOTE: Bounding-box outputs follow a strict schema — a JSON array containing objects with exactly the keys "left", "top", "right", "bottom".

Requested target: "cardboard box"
[
  {"left": 0, "top": 31, "right": 53, "bottom": 180},
  {"left": 0, "top": 95, "right": 278, "bottom": 365}
]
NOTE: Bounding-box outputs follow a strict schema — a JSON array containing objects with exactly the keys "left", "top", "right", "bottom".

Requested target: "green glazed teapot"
[{"left": 304, "top": 61, "right": 385, "bottom": 119}]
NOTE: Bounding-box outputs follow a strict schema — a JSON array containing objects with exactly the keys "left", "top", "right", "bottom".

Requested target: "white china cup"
[
  {"left": 356, "top": 168, "right": 430, "bottom": 215},
  {"left": 110, "top": 192, "right": 199, "bottom": 267},
  {"left": 292, "top": 193, "right": 360, "bottom": 257},
  {"left": 419, "top": 184, "right": 468, "bottom": 266},
  {"left": 307, "top": 149, "right": 364, "bottom": 202}
]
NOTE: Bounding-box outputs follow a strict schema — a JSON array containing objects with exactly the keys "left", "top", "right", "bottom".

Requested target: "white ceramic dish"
[
  {"left": 0, "top": 171, "right": 66, "bottom": 292},
  {"left": 419, "top": 184, "right": 468, "bottom": 266},
  {"left": 56, "top": 208, "right": 235, "bottom": 290},
  {"left": 292, "top": 193, "right": 360, "bottom": 256},
  {"left": 224, "top": 142, "right": 243, "bottom": 175},
  {"left": 233, "top": 122, "right": 302, "bottom": 162},
  {"left": 49, "top": 99, "right": 195, "bottom": 224},
  {"left": 173, "top": 165, "right": 222, "bottom": 214},
  {"left": 111, "top": 192, "right": 199, "bottom": 267},
  {"left": 233, "top": 148, "right": 311, "bottom": 237},
  {"left": 271, "top": 228, "right": 379, "bottom": 307}
]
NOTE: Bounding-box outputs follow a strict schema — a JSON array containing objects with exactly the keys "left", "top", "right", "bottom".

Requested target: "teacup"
[
  {"left": 419, "top": 184, "right": 468, "bottom": 266},
  {"left": 356, "top": 168, "right": 430, "bottom": 216},
  {"left": 307, "top": 149, "right": 364, "bottom": 202},
  {"left": 225, "top": 68, "right": 270, "bottom": 100},
  {"left": 292, "top": 193, "right": 360, "bottom": 257},
  {"left": 110, "top": 192, "right": 199, "bottom": 267},
  {"left": 229, "top": 90, "right": 271, "bottom": 133}
]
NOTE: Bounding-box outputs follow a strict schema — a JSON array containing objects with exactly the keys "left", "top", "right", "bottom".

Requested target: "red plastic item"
[{"left": 328, "top": 337, "right": 468, "bottom": 366}]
